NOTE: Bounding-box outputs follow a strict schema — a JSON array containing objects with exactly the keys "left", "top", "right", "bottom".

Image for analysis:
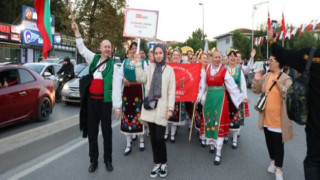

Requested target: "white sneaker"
[
  {"left": 150, "top": 165, "right": 161, "bottom": 178},
  {"left": 159, "top": 164, "right": 168, "bottom": 178},
  {"left": 267, "top": 162, "right": 276, "bottom": 173},
  {"left": 275, "top": 169, "right": 283, "bottom": 180}
]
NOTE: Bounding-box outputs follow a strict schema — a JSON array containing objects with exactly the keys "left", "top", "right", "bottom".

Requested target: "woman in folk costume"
[
  {"left": 164, "top": 49, "right": 187, "bottom": 143},
  {"left": 225, "top": 49, "right": 248, "bottom": 149},
  {"left": 194, "top": 52, "right": 208, "bottom": 148},
  {"left": 119, "top": 42, "right": 149, "bottom": 156},
  {"left": 197, "top": 50, "right": 245, "bottom": 165}
]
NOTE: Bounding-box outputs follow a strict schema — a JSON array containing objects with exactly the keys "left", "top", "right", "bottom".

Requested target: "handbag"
[
  {"left": 286, "top": 47, "right": 316, "bottom": 125},
  {"left": 255, "top": 72, "right": 283, "bottom": 112},
  {"left": 143, "top": 66, "right": 166, "bottom": 110},
  {"left": 79, "top": 59, "right": 108, "bottom": 100}
]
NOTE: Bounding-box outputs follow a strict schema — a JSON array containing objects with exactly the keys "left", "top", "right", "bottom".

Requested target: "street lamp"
[
  {"left": 252, "top": 1, "right": 269, "bottom": 50},
  {"left": 199, "top": 3, "right": 204, "bottom": 48}
]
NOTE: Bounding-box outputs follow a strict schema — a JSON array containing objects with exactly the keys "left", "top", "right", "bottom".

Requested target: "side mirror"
[{"left": 44, "top": 72, "right": 52, "bottom": 77}]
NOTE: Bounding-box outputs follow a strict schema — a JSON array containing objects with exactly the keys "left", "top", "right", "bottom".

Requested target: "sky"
[{"left": 128, "top": 0, "right": 320, "bottom": 42}]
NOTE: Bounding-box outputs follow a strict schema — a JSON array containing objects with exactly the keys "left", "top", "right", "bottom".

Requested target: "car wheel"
[{"left": 37, "top": 97, "right": 52, "bottom": 122}]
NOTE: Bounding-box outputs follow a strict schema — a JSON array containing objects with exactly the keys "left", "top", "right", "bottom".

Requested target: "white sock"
[
  {"left": 233, "top": 131, "right": 238, "bottom": 143},
  {"left": 126, "top": 135, "right": 131, "bottom": 147},
  {"left": 165, "top": 125, "right": 169, "bottom": 135},
  {"left": 139, "top": 135, "right": 144, "bottom": 148},
  {"left": 216, "top": 137, "right": 223, "bottom": 160},
  {"left": 200, "top": 134, "right": 205, "bottom": 140},
  {"left": 171, "top": 125, "right": 177, "bottom": 136},
  {"left": 238, "top": 127, "right": 241, "bottom": 135}
]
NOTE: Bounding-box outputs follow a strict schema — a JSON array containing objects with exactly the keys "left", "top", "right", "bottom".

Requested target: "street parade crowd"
[{"left": 72, "top": 21, "right": 320, "bottom": 180}]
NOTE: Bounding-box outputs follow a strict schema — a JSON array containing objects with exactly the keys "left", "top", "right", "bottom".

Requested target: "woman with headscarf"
[
  {"left": 119, "top": 42, "right": 148, "bottom": 156},
  {"left": 197, "top": 50, "right": 245, "bottom": 165},
  {"left": 133, "top": 44, "right": 175, "bottom": 178},
  {"left": 225, "top": 49, "right": 248, "bottom": 149},
  {"left": 164, "top": 49, "right": 187, "bottom": 143}
]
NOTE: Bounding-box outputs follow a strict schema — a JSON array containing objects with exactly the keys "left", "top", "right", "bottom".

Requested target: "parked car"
[
  {"left": 23, "top": 63, "right": 62, "bottom": 90},
  {"left": 0, "top": 65, "right": 55, "bottom": 127},
  {"left": 74, "top": 63, "right": 88, "bottom": 75},
  {"left": 61, "top": 65, "right": 89, "bottom": 104},
  {"left": 45, "top": 57, "right": 77, "bottom": 66}
]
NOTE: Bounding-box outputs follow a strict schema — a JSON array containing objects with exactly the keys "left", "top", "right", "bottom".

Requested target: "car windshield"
[
  {"left": 77, "top": 66, "right": 89, "bottom": 78},
  {"left": 75, "top": 64, "right": 87, "bottom": 75},
  {"left": 23, "top": 64, "right": 45, "bottom": 74},
  {"left": 45, "top": 60, "right": 57, "bottom": 63}
]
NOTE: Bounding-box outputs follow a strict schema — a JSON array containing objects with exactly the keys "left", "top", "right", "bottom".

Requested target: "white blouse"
[{"left": 197, "top": 64, "right": 245, "bottom": 108}]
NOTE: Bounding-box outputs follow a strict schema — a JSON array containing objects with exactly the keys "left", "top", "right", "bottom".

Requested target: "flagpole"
[{"left": 188, "top": 103, "right": 197, "bottom": 141}]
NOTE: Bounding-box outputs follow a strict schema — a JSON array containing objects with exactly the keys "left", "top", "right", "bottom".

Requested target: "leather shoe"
[
  {"left": 88, "top": 162, "right": 98, "bottom": 173},
  {"left": 105, "top": 161, "right": 113, "bottom": 172}
]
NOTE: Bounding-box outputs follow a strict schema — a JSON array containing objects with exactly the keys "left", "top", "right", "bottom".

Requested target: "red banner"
[{"left": 167, "top": 63, "right": 202, "bottom": 102}]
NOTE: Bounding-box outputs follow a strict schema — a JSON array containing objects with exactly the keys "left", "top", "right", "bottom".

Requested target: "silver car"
[
  {"left": 61, "top": 65, "right": 89, "bottom": 104},
  {"left": 23, "top": 62, "right": 62, "bottom": 90}
]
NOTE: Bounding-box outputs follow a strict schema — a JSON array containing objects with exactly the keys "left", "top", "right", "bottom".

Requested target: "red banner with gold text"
[{"left": 167, "top": 63, "right": 202, "bottom": 102}]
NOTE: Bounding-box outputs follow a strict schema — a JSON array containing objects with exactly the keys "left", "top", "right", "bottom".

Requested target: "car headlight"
[{"left": 63, "top": 83, "right": 69, "bottom": 90}]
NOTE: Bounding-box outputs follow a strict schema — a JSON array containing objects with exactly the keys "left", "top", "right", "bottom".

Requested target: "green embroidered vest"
[{"left": 89, "top": 54, "right": 114, "bottom": 102}]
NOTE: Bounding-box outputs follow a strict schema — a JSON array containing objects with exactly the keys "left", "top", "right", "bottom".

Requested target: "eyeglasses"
[{"left": 268, "top": 59, "right": 278, "bottom": 63}]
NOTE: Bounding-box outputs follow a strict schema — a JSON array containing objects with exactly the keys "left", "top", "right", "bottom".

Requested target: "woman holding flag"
[
  {"left": 197, "top": 50, "right": 245, "bottom": 165},
  {"left": 225, "top": 49, "right": 248, "bottom": 149},
  {"left": 119, "top": 42, "right": 148, "bottom": 156},
  {"left": 164, "top": 49, "right": 188, "bottom": 143}
]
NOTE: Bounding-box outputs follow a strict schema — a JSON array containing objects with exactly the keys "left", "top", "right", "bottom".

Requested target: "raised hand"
[{"left": 250, "top": 48, "right": 256, "bottom": 58}]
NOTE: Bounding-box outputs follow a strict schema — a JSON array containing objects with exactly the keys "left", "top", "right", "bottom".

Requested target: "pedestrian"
[
  {"left": 225, "top": 49, "right": 248, "bottom": 149},
  {"left": 195, "top": 52, "right": 208, "bottom": 148},
  {"left": 197, "top": 50, "right": 245, "bottom": 165},
  {"left": 191, "top": 54, "right": 198, "bottom": 63},
  {"left": 164, "top": 49, "right": 187, "bottom": 143},
  {"left": 134, "top": 43, "right": 175, "bottom": 178},
  {"left": 251, "top": 54, "right": 293, "bottom": 180},
  {"left": 119, "top": 42, "right": 148, "bottom": 156},
  {"left": 140, "top": 50, "right": 146, "bottom": 60},
  {"left": 148, "top": 50, "right": 155, "bottom": 64},
  {"left": 72, "top": 21, "right": 122, "bottom": 173},
  {"left": 38, "top": 55, "right": 44, "bottom": 62},
  {"left": 187, "top": 50, "right": 193, "bottom": 63},
  {"left": 221, "top": 55, "right": 228, "bottom": 66},
  {"left": 267, "top": 29, "right": 320, "bottom": 180}
]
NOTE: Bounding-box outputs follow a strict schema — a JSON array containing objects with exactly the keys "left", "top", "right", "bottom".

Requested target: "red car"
[{"left": 0, "top": 65, "right": 55, "bottom": 127}]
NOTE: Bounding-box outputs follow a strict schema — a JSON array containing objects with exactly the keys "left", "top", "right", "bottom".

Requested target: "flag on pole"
[
  {"left": 167, "top": 63, "right": 202, "bottom": 102},
  {"left": 260, "top": 36, "right": 265, "bottom": 46},
  {"left": 267, "top": 11, "right": 271, "bottom": 31},
  {"left": 34, "top": 0, "right": 52, "bottom": 59},
  {"left": 279, "top": 31, "right": 284, "bottom": 40},
  {"left": 280, "top": 12, "right": 286, "bottom": 41},
  {"left": 305, "top": 20, "right": 314, "bottom": 31},
  {"left": 299, "top": 23, "right": 307, "bottom": 36},
  {"left": 312, "top": 19, "right": 319, "bottom": 30},
  {"left": 285, "top": 28, "right": 291, "bottom": 39},
  {"left": 291, "top": 27, "right": 299, "bottom": 37}
]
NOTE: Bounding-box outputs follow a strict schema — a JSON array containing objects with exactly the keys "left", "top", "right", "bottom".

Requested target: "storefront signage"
[{"left": 22, "top": 29, "right": 54, "bottom": 47}]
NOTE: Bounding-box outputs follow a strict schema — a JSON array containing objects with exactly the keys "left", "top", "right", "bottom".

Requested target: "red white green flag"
[{"left": 34, "top": 0, "right": 52, "bottom": 59}]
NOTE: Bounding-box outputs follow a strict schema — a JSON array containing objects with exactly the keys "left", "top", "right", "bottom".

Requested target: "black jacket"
[
  {"left": 271, "top": 43, "right": 320, "bottom": 133},
  {"left": 57, "top": 63, "right": 75, "bottom": 78}
]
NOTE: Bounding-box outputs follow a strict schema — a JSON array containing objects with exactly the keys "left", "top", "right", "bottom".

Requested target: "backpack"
[{"left": 286, "top": 47, "right": 316, "bottom": 125}]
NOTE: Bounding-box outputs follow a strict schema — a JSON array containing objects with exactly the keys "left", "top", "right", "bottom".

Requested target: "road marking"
[
  {"left": 7, "top": 120, "right": 121, "bottom": 180},
  {"left": 0, "top": 114, "right": 79, "bottom": 155}
]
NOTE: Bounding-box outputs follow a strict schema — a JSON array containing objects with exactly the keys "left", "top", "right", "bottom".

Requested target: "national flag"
[
  {"left": 279, "top": 31, "right": 284, "bottom": 40},
  {"left": 299, "top": 23, "right": 307, "bottom": 36},
  {"left": 260, "top": 36, "right": 265, "bottom": 46},
  {"left": 285, "top": 28, "right": 291, "bottom": 39},
  {"left": 34, "top": 0, "right": 52, "bottom": 59},
  {"left": 267, "top": 11, "right": 271, "bottom": 31},
  {"left": 305, "top": 20, "right": 314, "bottom": 31},
  {"left": 312, "top": 19, "right": 319, "bottom": 30},
  {"left": 280, "top": 12, "right": 286, "bottom": 41},
  {"left": 167, "top": 63, "right": 202, "bottom": 102},
  {"left": 291, "top": 27, "right": 299, "bottom": 37}
]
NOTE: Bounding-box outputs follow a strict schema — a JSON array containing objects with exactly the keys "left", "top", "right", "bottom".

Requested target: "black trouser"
[
  {"left": 304, "top": 124, "right": 320, "bottom": 180},
  {"left": 87, "top": 97, "right": 112, "bottom": 163},
  {"left": 263, "top": 127, "right": 284, "bottom": 167},
  {"left": 148, "top": 122, "right": 167, "bottom": 164}
]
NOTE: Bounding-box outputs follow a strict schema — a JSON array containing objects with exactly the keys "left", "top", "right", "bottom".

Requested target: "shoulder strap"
[
  {"left": 268, "top": 72, "right": 283, "bottom": 92},
  {"left": 305, "top": 47, "right": 316, "bottom": 74},
  {"left": 162, "top": 65, "right": 166, "bottom": 73},
  {"left": 90, "top": 58, "right": 108, "bottom": 75}
]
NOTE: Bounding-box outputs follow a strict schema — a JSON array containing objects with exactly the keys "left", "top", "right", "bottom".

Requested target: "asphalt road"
[{"left": 0, "top": 90, "right": 307, "bottom": 180}]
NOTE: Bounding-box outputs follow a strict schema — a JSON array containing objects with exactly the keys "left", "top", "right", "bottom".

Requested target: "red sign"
[
  {"left": 11, "top": 25, "right": 20, "bottom": 34},
  {"left": 0, "top": 24, "right": 10, "bottom": 34},
  {"left": 0, "top": 34, "right": 9, "bottom": 40},
  {"left": 167, "top": 63, "right": 202, "bottom": 102},
  {"left": 11, "top": 34, "right": 21, "bottom": 42}
]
